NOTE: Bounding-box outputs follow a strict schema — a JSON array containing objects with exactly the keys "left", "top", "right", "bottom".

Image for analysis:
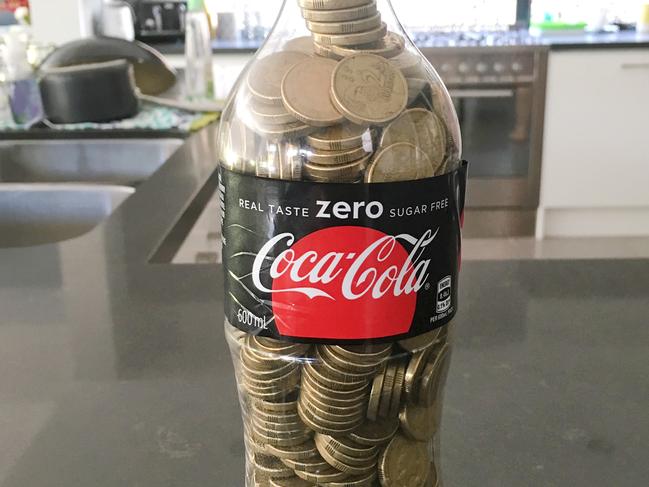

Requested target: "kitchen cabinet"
[{"left": 538, "top": 49, "right": 649, "bottom": 238}]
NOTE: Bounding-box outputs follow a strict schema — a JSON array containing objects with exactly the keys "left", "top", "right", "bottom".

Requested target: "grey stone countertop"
[{"left": 0, "top": 124, "right": 648, "bottom": 487}]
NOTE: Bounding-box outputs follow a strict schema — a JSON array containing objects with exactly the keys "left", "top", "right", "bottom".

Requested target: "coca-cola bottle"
[{"left": 218, "top": 1, "right": 467, "bottom": 485}]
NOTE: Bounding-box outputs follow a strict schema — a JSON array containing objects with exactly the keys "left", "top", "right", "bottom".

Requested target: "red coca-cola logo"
[{"left": 256, "top": 226, "right": 433, "bottom": 340}]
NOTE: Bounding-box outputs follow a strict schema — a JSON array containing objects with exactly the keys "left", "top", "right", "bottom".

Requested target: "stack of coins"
[
  {"left": 222, "top": 0, "right": 461, "bottom": 184},
  {"left": 227, "top": 325, "right": 451, "bottom": 487}
]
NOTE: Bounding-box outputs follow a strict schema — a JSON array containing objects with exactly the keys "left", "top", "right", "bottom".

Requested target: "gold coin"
[
  {"left": 282, "top": 454, "right": 329, "bottom": 473},
  {"left": 300, "top": 394, "right": 366, "bottom": 423},
  {"left": 248, "top": 51, "right": 310, "bottom": 105},
  {"left": 304, "top": 155, "right": 370, "bottom": 182},
  {"left": 306, "top": 124, "right": 371, "bottom": 151},
  {"left": 306, "top": 12, "right": 382, "bottom": 35},
  {"left": 319, "top": 346, "right": 382, "bottom": 374},
  {"left": 389, "top": 361, "right": 406, "bottom": 417},
  {"left": 298, "top": 0, "right": 369, "bottom": 10},
  {"left": 242, "top": 354, "right": 298, "bottom": 380},
  {"left": 265, "top": 439, "right": 319, "bottom": 461},
  {"left": 377, "top": 364, "right": 396, "bottom": 418},
  {"left": 305, "top": 361, "right": 369, "bottom": 390},
  {"left": 254, "top": 428, "right": 313, "bottom": 448},
  {"left": 404, "top": 349, "right": 432, "bottom": 403},
  {"left": 315, "top": 435, "right": 377, "bottom": 475},
  {"left": 298, "top": 401, "right": 363, "bottom": 435},
  {"left": 390, "top": 50, "right": 423, "bottom": 77},
  {"left": 304, "top": 363, "right": 371, "bottom": 392},
  {"left": 313, "top": 41, "right": 341, "bottom": 60},
  {"left": 254, "top": 453, "right": 296, "bottom": 479},
  {"left": 244, "top": 365, "right": 301, "bottom": 390},
  {"left": 314, "top": 348, "right": 376, "bottom": 381},
  {"left": 305, "top": 146, "right": 368, "bottom": 166},
  {"left": 331, "top": 54, "right": 408, "bottom": 126},
  {"left": 378, "top": 434, "right": 429, "bottom": 487},
  {"left": 418, "top": 344, "right": 450, "bottom": 407},
  {"left": 294, "top": 466, "right": 349, "bottom": 484},
  {"left": 251, "top": 406, "right": 301, "bottom": 424},
  {"left": 301, "top": 388, "right": 367, "bottom": 418},
  {"left": 253, "top": 420, "right": 309, "bottom": 440},
  {"left": 399, "top": 403, "right": 438, "bottom": 442},
  {"left": 398, "top": 328, "right": 443, "bottom": 353},
  {"left": 365, "top": 142, "right": 433, "bottom": 183},
  {"left": 301, "top": 2, "right": 376, "bottom": 22},
  {"left": 282, "top": 57, "right": 344, "bottom": 127},
  {"left": 302, "top": 373, "right": 369, "bottom": 407},
  {"left": 348, "top": 418, "right": 399, "bottom": 446},
  {"left": 315, "top": 436, "right": 378, "bottom": 468},
  {"left": 252, "top": 336, "right": 311, "bottom": 354},
  {"left": 283, "top": 36, "right": 315, "bottom": 55},
  {"left": 253, "top": 397, "right": 299, "bottom": 413},
  {"left": 315, "top": 434, "right": 378, "bottom": 460},
  {"left": 279, "top": 142, "right": 303, "bottom": 181},
  {"left": 367, "top": 366, "right": 386, "bottom": 421},
  {"left": 269, "top": 477, "right": 314, "bottom": 487},
  {"left": 331, "top": 344, "right": 393, "bottom": 364},
  {"left": 253, "top": 121, "right": 318, "bottom": 140},
  {"left": 250, "top": 98, "right": 298, "bottom": 126},
  {"left": 380, "top": 108, "right": 447, "bottom": 171},
  {"left": 313, "top": 23, "right": 387, "bottom": 47},
  {"left": 330, "top": 32, "right": 405, "bottom": 59},
  {"left": 252, "top": 415, "right": 309, "bottom": 434}
]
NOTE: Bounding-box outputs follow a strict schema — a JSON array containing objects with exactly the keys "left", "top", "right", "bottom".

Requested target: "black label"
[{"left": 220, "top": 162, "right": 468, "bottom": 344}]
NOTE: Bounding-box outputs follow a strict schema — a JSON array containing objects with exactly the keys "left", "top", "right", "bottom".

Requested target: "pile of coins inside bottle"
[
  {"left": 221, "top": 0, "right": 461, "bottom": 485},
  {"left": 226, "top": 324, "right": 451, "bottom": 487},
  {"left": 220, "top": 0, "right": 461, "bottom": 185}
]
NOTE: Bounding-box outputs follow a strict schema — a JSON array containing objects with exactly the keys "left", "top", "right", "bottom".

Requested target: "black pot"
[{"left": 39, "top": 59, "right": 140, "bottom": 124}]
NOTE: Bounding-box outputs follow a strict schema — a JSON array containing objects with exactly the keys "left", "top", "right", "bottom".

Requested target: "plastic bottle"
[
  {"left": 184, "top": 0, "right": 214, "bottom": 100},
  {"left": 2, "top": 30, "right": 43, "bottom": 126},
  {"left": 217, "top": 1, "right": 467, "bottom": 485}
]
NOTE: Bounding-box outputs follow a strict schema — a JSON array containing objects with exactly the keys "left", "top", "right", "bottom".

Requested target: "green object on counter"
[
  {"left": 187, "top": 0, "right": 205, "bottom": 12},
  {"left": 530, "top": 21, "right": 587, "bottom": 31}
]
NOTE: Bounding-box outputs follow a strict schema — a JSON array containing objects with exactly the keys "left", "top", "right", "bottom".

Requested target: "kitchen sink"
[
  {"left": 0, "top": 139, "right": 183, "bottom": 186},
  {"left": 0, "top": 184, "right": 134, "bottom": 248}
]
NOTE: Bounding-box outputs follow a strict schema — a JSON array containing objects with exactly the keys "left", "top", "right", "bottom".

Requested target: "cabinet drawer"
[{"left": 541, "top": 49, "right": 649, "bottom": 209}]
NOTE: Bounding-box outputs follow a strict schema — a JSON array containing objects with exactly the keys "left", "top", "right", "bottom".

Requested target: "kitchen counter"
[
  {"left": 149, "top": 30, "right": 649, "bottom": 55},
  {"left": 1, "top": 124, "right": 648, "bottom": 487}
]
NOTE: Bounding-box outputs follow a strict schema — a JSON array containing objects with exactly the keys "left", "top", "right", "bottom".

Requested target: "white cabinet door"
[{"left": 540, "top": 49, "right": 649, "bottom": 209}]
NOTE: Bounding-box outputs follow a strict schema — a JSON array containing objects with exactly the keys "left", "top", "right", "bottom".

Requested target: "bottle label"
[{"left": 220, "top": 162, "right": 468, "bottom": 343}]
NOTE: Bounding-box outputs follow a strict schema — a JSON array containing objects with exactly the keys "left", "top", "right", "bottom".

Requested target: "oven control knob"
[
  {"left": 512, "top": 62, "right": 524, "bottom": 72},
  {"left": 440, "top": 63, "right": 453, "bottom": 73},
  {"left": 458, "top": 62, "right": 470, "bottom": 73},
  {"left": 493, "top": 62, "right": 506, "bottom": 73},
  {"left": 476, "top": 62, "right": 488, "bottom": 73}
]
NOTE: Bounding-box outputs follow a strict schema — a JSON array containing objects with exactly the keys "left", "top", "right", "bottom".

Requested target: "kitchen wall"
[{"left": 29, "top": 0, "right": 101, "bottom": 45}]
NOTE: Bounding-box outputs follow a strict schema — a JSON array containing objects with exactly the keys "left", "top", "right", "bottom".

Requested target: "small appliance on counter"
[
  {"left": 101, "top": 0, "right": 136, "bottom": 41},
  {"left": 130, "top": 0, "right": 187, "bottom": 41}
]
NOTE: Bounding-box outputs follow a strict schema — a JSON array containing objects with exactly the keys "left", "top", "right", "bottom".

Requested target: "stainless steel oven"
[{"left": 420, "top": 44, "right": 549, "bottom": 237}]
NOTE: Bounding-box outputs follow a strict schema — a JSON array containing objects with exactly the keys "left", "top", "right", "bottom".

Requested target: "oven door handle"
[{"left": 449, "top": 89, "right": 515, "bottom": 99}]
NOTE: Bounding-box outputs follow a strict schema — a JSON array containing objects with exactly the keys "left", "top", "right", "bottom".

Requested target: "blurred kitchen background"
[{"left": 1, "top": 0, "right": 648, "bottom": 263}]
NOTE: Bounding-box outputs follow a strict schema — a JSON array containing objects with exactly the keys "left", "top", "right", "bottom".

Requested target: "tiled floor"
[{"left": 172, "top": 195, "right": 649, "bottom": 264}]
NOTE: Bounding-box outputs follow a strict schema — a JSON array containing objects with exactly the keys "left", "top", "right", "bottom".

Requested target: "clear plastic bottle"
[
  {"left": 218, "top": 1, "right": 467, "bottom": 486},
  {"left": 184, "top": 0, "right": 215, "bottom": 100},
  {"left": 2, "top": 29, "right": 43, "bottom": 126}
]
